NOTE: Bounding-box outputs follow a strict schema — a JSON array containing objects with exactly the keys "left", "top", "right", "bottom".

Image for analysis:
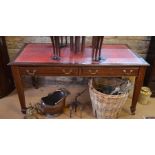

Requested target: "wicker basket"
[{"left": 89, "top": 78, "right": 129, "bottom": 119}]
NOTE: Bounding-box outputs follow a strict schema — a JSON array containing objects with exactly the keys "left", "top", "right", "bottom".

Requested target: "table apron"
[{"left": 18, "top": 66, "right": 139, "bottom": 77}]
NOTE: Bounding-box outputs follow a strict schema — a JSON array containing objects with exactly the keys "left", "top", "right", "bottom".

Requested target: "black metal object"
[
  {"left": 41, "top": 91, "right": 65, "bottom": 106},
  {"left": 69, "top": 88, "right": 87, "bottom": 118}
]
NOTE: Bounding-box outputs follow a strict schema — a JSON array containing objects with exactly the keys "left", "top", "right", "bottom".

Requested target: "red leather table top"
[{"left": 13, "top": 43, "right": 149, "bottom": 66}]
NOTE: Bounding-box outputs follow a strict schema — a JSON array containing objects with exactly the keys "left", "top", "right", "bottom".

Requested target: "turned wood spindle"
[
  {"left": 92, "top": 36, "right": 104, "bottom": 61},
  {"left": 70, "top": 36, "right": 85, "bottom": 53},
  {"left": 50, "top": 36, "right": 61, "bottom": 60}
]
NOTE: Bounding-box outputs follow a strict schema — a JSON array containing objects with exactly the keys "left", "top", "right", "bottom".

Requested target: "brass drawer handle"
[
  {"left": 62, "top": 69, "right": 73, "bottom": 75},
  {"left": 123, "top": 69, "right": 133, "bottom": 75},
  {"left": 88, "top": 69, "right": 98, "bottom": 75},
  {"left": 26, "top": 70, "right": 36, "bottom": 76}
]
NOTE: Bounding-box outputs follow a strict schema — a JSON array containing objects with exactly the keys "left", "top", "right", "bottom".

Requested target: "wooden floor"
[{"left": 0, "top": 80, "right": 155, "bottom": 119}]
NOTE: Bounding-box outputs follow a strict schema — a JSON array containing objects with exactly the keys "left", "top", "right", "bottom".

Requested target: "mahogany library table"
[{"left": 9, "top": 43, "right": 149, "bottom": 114}]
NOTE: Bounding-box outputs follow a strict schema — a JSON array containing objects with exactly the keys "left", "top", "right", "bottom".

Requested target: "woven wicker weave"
[{"left": 89, "top": 79, "right": 129, "bottom": 119}]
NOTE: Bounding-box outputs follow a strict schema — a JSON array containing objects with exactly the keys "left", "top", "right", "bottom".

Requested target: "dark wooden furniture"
[
  {"left": 9, "top": 43, "right": 149, "bottom": 114},
  {"left": 0, "top": 37, "right": 14, "bottom": 98},
  {"left": 144, "top": 36, "right": 155, "bottom": 96}
]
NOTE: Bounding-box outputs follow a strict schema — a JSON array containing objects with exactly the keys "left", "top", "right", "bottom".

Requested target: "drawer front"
[
  {"left": 19, "top": 66, "right": 78, "bottom": 76},
  {"left": 80, "top": 67, "right": 104, "bottom": 76},
  {"left": 80, "top": 67, "right": 139, "bottom": 76}
]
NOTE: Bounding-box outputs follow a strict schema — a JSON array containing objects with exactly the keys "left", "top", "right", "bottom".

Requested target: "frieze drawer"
[
  {"left": 19, "top": 67, "right": 79, "bottom": 76},
  {"left": 80, "top": 67, "right": 139, "bottom": 76}
]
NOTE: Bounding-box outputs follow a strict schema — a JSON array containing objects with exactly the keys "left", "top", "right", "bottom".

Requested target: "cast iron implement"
[{"left": 70, "top": 88, "right": 87, "bottom": 118}]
